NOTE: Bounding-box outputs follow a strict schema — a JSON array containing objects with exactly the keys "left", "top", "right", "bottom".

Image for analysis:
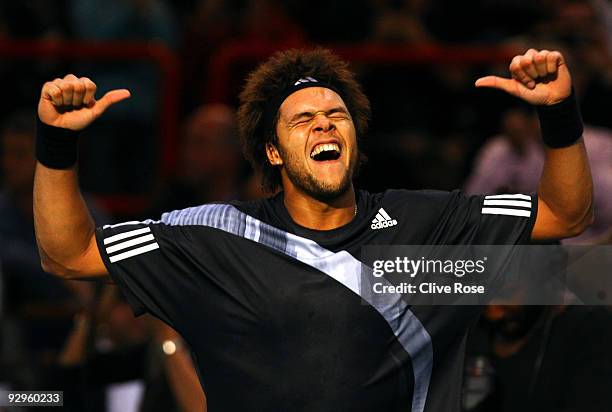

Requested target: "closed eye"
[
  {"left": 327, "top": 108, "right": 350, "bottom": 120},
  {"left": 328, "top": 113, "right": 349, "bottom": 120},
  {"left": 288, "top": 113, "right": 315, "bottom": 127},
  {"left": 286, "top": 107, "right": 350, "bottom": 128},
  {"left": 293, "top": 116, "right": 315, "bottom": 125}
]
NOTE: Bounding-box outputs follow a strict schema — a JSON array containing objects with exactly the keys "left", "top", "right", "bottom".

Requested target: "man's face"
[{"left": 271, "top": 87, "right": 358, "bottom": 200}]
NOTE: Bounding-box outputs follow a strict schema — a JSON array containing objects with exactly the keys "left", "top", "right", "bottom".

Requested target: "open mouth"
[{"left": 310, "top": 143, "right": 341, "bottom": 162}]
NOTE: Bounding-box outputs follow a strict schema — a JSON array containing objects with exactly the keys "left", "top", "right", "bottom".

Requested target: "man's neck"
[{"left": 283, "top": 185, "right": 356, "bottom": 231}]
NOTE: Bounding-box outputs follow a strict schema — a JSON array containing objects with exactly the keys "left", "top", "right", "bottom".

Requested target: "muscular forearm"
[
  {"left": 33, "top": 74, "right": 128, "bottom": 277},
  {"left": 33, "top": 162, "right": 101, "bottom": 277},
  {"left": 538, "top": 139, "right": 594, "bottom": 234}
]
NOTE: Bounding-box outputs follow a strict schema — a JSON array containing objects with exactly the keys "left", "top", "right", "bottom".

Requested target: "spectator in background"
[
  {"left": 566, "top": 124, "right": 612, "bottom": 243},
  {"left": 186, "top": 0, "right": 241, "bottom": 42},
  {"left": 68, "top": 0, "right": 176, "bottom": 118},
  {"left": 71, "top": 0, "right": 176, "bottom": 43},
  {"left": 0, "top": 2, "right": 69, "bottom": 39},
  {"left": 532, "top": 0, "right": 606, "bottom": 51},
  {"left": 464, "top": 106, "right": 543, "bottom": 196},
  {"left": 68, "top": 0, "right": 177, "bottom": 194},
  {"left": 150, "top": 104, "right": 244, "bottom": 215},
  {"left": 69, "top": 0, "right": 178, "bottom": 117},
  {"left": 370, "top": 0, "right": 432, "bottom": 44},
  {"left": 0, "top": 112, "right": 98, "bottom": 367},
  {"left": 181, "top": 0, "right": 243, "bottom": 110},
  {"left": 0, "top": 3, "right": 72, "bottom": 122},
  {"left": 527, "top": 2, "right": 612, "bottom": 131},
  {"left": 181, "top": 0, "right": 304, "bottom": 112},
  {"left": 592, "top": 0, "right": 612, "bottom": 56},
  {"left": 50, "top": 286, "right": 205, "bottom": 412},
  {"left": 464, "top": 106, "right": 612, "bottom": 244},
  {"left": 464, "top": 304, "right": 612, "bottom": 412},
  {"left": 240, "top": 0, "right": 305, "bottom": 43},
  {"left": 284, "top": 0, "right": 373, "bottom": 43},
  {"left": 425, "top": 0, "right": 545, "bottom": 44}
]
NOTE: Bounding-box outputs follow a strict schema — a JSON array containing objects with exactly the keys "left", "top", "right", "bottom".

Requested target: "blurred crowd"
[{"left": 1, "top": 1, "right": 612, "bottom": 411}]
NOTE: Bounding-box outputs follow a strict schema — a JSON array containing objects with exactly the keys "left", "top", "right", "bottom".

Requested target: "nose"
[{"left": 312, "top": 111, "right": 335, "bottom": 133}]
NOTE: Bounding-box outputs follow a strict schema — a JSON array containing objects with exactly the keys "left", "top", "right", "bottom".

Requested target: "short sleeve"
[
  {"left": 95, "top": 220, "right": 193, "bottom": 323},
  {"left": 436, "top": 191, "right": 538, "bottom": 245}
]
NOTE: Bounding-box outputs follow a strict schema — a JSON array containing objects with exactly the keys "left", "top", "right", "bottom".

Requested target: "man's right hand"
[{"left": 38, "top": 74, "right": 131, "bottom": 131}]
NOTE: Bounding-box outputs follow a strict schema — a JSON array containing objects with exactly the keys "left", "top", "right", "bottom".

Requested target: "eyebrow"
[{"left": 287, "top": 107, "right": 349, "bottom": 123}]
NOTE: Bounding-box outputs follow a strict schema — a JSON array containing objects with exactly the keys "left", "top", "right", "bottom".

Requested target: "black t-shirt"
[{"left": 95, "top": 189, "right": 537, "bottom": 412}]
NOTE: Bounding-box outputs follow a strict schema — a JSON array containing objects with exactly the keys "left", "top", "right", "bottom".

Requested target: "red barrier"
[{"left": 206, "top": 41, "right": 520, "bottom": 103}]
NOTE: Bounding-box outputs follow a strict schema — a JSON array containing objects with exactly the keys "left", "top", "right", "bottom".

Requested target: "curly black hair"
[{"left": 237, "top": 48, "right": 371, "bottom": 192}]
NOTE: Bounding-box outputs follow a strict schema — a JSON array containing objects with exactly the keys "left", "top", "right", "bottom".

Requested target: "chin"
[
  {"left": 305, "top": 176, "right": 353, "bottom": 202},
  {"left": 284, "top": 160, "right": 355, "bottom": 202}
]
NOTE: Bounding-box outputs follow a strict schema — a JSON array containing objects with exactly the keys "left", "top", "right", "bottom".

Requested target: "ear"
[{"left": 265, "top": 143, "right": 283, "bottom": 166}]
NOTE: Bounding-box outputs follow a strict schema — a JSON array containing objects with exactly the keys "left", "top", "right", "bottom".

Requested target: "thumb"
[
  {"left": 474, "top": 76, "right": 519, "bottom": 95},
  {"left": 91, "top": 89, "right": 131, "bottom": 117}
]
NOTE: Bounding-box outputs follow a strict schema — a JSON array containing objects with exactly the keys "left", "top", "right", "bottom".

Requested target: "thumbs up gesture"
[
  {"left": 38, "top": 74, "right": 131, "bottom": 131},
  {"left": 475, "top": 49, "right": 572, "bottom": 106}
]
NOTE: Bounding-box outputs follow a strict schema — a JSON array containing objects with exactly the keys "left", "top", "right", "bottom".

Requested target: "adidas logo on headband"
[
  {"left": 263, "top": 76, "right": 342, "bottom": 134},
  {"left": 294, "top": 77, "right": 318, "bottom": 86}
]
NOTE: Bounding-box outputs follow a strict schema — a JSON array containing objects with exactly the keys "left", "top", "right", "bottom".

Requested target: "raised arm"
[
  {"left": 34, "top": 74, "right": 130, "bottom": 279},
  {"left": 475, "top": 49, "right": 593, "bottom": 240}
]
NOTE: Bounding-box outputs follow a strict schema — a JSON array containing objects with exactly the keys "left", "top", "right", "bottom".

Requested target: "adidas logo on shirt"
[
  {"left": 371, "top": 208, "right": 398, "bottom": 230},
  {"left": 103, "top": 226, "right": 160, "bottom": 263},
  {"left": 481, "top": 194, "right": 532, "bottom": 217}
]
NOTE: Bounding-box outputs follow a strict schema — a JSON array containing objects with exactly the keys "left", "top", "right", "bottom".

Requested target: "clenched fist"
[
  {"left": 475, "top": 49, "right": 571, "bottom": 106},
  {"left": 38, "top": 74, "right": 131, "bottom": 131}
]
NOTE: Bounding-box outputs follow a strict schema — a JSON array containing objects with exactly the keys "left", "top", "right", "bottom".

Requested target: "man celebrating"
[{"left": 34, "top": 48, "right": 592, "bottom": 411}]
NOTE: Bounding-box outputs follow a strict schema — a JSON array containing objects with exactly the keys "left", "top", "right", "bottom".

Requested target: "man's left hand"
[{"left": 475, "top": 49, "right": 571, "bottom": 106}]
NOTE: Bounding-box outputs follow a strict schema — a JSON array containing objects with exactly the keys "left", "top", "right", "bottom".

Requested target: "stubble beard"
[{"left": 279, "top": 146, "right": 356, "bottom": 202}]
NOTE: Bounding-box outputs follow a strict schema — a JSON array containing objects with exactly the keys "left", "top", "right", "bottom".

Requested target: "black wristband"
[
  {"left": 536, "top": 89, "right": 584, "bottom": 148},
  {"left": 36, "top": 118, "right": 79, "bottom": 169}
]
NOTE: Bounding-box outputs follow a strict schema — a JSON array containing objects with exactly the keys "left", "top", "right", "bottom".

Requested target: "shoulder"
[
  {"left": 97, "top": 199, "right": 273, "bottom": 266},
  {"left": 157, "top": 198, "right": 271, "bottom": 227},
  {"left": 371, "top": 188, "right": 460, "bottom": 209}
]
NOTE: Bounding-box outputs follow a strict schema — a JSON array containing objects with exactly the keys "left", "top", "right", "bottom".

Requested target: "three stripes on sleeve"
[
  {"left": 103, "top": 226, "right": 159, "bottom": 263},
  {"left": 481, "top": 194, "right": 532, "bottom": 218}
]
